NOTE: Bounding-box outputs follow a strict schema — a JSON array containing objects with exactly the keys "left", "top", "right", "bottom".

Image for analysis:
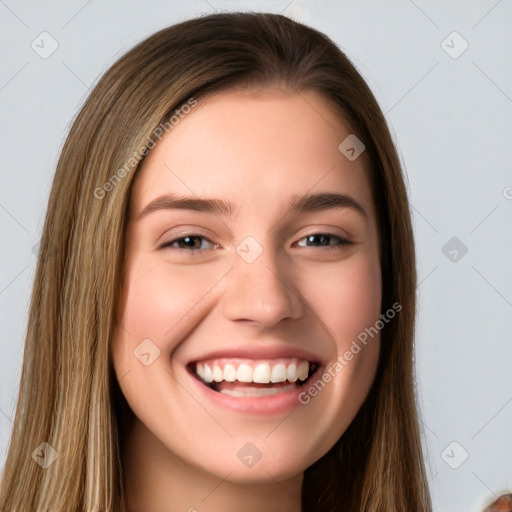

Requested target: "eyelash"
[{"left": 159, "top": 233, "right": 352, "bottom": 255}]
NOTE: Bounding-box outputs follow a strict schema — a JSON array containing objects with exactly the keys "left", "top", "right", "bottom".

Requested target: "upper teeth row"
[{"left": 195, "top": 359, "right": 310, "bottom": 384}]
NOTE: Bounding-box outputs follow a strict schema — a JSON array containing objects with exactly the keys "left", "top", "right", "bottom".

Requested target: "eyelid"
[
  {"left": 159, "top": 231, "right": 216, "bottom": 251},
  {"left": 295, "top": 233, "right": 352, "bottom": 250},
  {"left": 157, "top": 225, "right": 214, "bottom": 245}
]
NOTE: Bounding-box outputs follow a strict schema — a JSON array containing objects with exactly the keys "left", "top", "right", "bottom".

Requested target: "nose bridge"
[{"left": 221, "top": 235, "right": 302, "bottom": 325}]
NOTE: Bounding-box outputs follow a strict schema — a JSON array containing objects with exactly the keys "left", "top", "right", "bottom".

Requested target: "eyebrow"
[{"left": 137, "top": 191, "right": 368, "bottom": 220}]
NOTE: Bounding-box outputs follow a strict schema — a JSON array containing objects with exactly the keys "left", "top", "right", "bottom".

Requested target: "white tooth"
[
  {"left": 286, "top": 362, "right": 298, "bottom": 383},
  {"left": 253, "top": 363, "right": 271, "bottom": 383},
  {"left": 297, "top": 361, "right": 309, "bottom": 381},
  {"left": 237, "top": 363, "right": 253, "bottom": 382},
  {"left": 270, "top": 363, "right": 287, "bottom": 383},
  {"left": 203, "top": 364, "right": 213, "bottom": 383},
  {"left": 196, "top": 363, "right": 204, "bottom": 379},
  {"left": 223, "top": 363, "right": 237, "bottom": 382},
  {"left": 212, "top": 364, "right": 223, "bottom": 382}
]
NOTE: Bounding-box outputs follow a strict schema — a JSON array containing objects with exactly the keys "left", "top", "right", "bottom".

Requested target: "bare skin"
[{"left": 112, "top": 86, "right": 382, "bottom": 511}]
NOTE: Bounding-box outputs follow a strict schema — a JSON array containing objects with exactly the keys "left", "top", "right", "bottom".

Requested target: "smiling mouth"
[{"left": 188, "top": 358, "right": 320, "bottom": 397}]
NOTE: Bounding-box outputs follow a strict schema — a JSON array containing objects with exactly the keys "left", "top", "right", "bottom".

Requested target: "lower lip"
[{"left": 188, "top": 369, "right": 320, "bottom": 415}]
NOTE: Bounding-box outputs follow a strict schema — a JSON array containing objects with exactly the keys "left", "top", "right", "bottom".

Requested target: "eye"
[
  {"left": 160, "top": 232, "right": 352, "bottom": 256},
  {"left": 160, "top": 234, "right": 217, "bottom": 254},
  {"left": 296, "top": 233, "right": 352, "bottom": 250}
]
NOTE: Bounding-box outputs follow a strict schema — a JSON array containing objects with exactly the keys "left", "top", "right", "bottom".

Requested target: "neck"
[{"left": 122, "top": 418, "right": 303, "bottom": 512}]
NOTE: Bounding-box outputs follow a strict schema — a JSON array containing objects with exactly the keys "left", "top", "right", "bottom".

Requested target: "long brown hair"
[{"left": 0, "top": 12, "right": 431, "bottom": 511}]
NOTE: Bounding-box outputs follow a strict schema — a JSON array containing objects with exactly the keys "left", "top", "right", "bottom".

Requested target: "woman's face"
[{"left": 112, "top": 87, "right": 382, "bottom": 483}]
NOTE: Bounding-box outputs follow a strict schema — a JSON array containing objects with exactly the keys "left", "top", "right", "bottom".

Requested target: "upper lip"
[{"left": 188, "top": 344, "right": 325, "bottom": 366}]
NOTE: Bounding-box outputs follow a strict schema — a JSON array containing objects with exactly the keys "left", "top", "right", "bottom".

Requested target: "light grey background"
[{"left": 1, "top": 1, "right": 511, "bottom": 511}]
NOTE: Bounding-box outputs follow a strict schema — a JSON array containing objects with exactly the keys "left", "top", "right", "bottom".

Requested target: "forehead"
[{"left": 130, "top": 87, "right": 375, "bottom": 221}]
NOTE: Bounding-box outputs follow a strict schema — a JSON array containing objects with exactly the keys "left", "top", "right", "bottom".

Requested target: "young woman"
[{"left": 0, "top": 11, "right": 432, "bottom": 511}]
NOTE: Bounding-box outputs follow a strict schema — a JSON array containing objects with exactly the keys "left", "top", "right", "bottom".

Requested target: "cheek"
[
  {"left": 300, "top": 253, "right": 382, "bottom": 345},
  {"left": 110, "top": 256, "right": 229, "bottom": 435},
  {"left": 114, "top": 256, "right": 223, "bottom": 361},
  {"left": 294, "top": 255, "right": 382, "bottom": 442}
]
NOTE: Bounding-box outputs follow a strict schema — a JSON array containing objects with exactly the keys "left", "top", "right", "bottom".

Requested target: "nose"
[{"left": 221, "top": 238, "right": 303, "bottom": 327}]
